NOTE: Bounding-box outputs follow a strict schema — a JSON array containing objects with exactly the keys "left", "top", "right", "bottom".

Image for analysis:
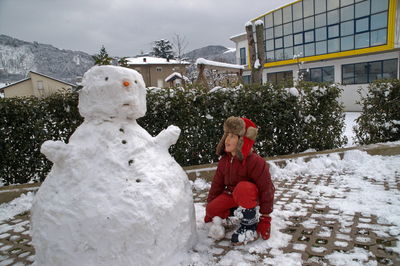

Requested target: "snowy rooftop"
[
  {"left": 196, "top": 58, "right": 244, "bottom": 70},
  {"left": 126, "top": 56, "right": 190, "bottom": 65}
]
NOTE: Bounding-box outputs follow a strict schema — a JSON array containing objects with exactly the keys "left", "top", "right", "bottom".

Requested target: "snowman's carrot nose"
[{"left": 123, "top": 81, "right": 130, "bottom": 87}]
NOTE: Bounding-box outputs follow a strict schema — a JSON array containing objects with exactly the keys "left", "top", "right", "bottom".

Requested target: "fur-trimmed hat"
[{"left": 216, "top": 116, "right": 258, "bottom": 161}]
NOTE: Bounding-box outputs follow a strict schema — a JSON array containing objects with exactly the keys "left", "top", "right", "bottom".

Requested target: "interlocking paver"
[{"left": 0, "top": 168, "right": 399, "bottom": 265}]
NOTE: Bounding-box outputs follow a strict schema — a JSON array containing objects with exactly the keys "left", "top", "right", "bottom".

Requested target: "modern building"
[
  {"left": 231, "top": 0, "right": 400, "bottom": 111},
  {"left": 0, "top": 71, "right": 75, "bottom": 98},
  {"left": 126, "top": 56, "right": 190, "bottom": 88}
]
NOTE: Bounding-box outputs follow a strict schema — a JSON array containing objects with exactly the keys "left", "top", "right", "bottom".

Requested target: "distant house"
[
  {"left": 0, "top": 71, "right": 75, "bottom": 98},
  {"left": 126, "top": 57, "right": 190, "bottom": 88}
]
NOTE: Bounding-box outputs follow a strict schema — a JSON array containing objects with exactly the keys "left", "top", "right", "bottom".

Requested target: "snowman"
[{"left": 31, "top": 65, "right": 197, "bottom": 266}]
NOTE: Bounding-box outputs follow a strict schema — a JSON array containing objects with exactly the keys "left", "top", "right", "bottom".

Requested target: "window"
[
  {"left": 371, "top": 12, "right": 388, "bottom": 30},
  {"left": 301, "top": 66, "right": 335, "bottom": 83},
  {"left": 243, "top": 75, "right": 251, "bottom": 84},
  {"left": 266, "top": 39, "right": 274, "bottom": 51},
  {"left": 275, "top": 38, "right": 283, "bottom": 49},
  {"left": 341, "top": 20, "right": 354, "bottom": 36},
  {"left": 284, "top": 22, "right": 293, "bottom": 35},
  {"left": 266, "top": 51, "right": 275, "bottom": 62},
  {"left": 316, "top": 41, "right": 328, "bottom": 54},
  {"left": 355, "top": 32, "right": 369, "bottom": 48},
  {"left": 328, "top": 38, "right": 340, "bottom": 53},
  {"left": 240, "top": 47, "right": 246, "bottom": 65},
  {"left": 284, "top": 35, "right": 293, "bottom": 47},
  {"left": 355, "top": 0, "right": 370, "bottom": 18},
  {"left": 341, "top": 35, "right": 355, "bottom": 50},
  {"left": 267, "top": 71, "right": 293, "bottom": 85},
  {"left": 315, "top": 0, "right": 327, "bottom": 14},
  {"left": 294, "top": 33, "right": 303, "bottom": 45},
  {"left": 293, "top": 19, "right": 303, "bottom": 33},
  {"left": 303, "top": 0, "right": 314, "bottom": 17},
  {"left": 341, "top": 0, "right": 354, "bottom": 6},
  {"left": 305, "top": 43, "right": 315, "bottom": 56},
  {"left": 356, "top": 17, "right": 369, "bottom": 33},
  {"left": 315, "top": 13, "right": 327, "bottom": 27},
  {"left": 340, "top": 5, "right": 354, "bottom": 21},
  {"left": 274, "top": 25, "right": 283, "bottom": 37},
  {"left": 305, "top": 30, "right": 315, "bottom": 43},
  {"left": 274, "top": 9, "right": 283, "bottom": 25},
  {"left": 304, "top": 17, "right": 315, "bottom": 31},
  {"left": 265, "top": 14, "right": 273, "bottom": 28},
  {"left": 266, "top": 28, "right": 274, "bottom": 38},
  {"left": 37, "top": 80, "right": 44, "bottom": 95},
  {"left": 371, "top": 0, "right": 388, "bottom": 13},
  {"left": 156, "top": 67, "right": 162, "bottom": 72},
  {"left": 275, "top": 49, "right": 284, "bottom": 60},
  {"left": 294, "top": 45, "right": 304, "bottom": 57},
  {"left": 342, "top": 59, "right": 398, "bottom": 84},
  {"left": 316, "top": 27, "right": 327, "bottom": 41},
  {"left": 327, "top": 0, "right": 340, "bottom": 10},
  {"left": 284, "top": 47, "right": 294, "bottom": 59},
  {"left": 283, "top": 6, "right": 292, "bottom": 23},
  {"left": 293, "top": 2, "right": 303, "bottom": 20},
  {"left": 328, "top": 24, "right": 339, "bottom": 38},
  {"left": 370, "top": 29, "right": 387, "bottom": 46},
  {"left": 327, "top": 9, "right": 339, "bottom": 25}
]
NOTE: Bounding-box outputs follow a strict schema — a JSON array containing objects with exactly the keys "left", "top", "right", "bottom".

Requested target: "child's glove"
[{"left": 256, "top": 215, "right": 271, "bottom": 240}]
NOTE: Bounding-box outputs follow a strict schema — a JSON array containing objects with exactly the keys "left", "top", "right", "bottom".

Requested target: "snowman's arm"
[
  {"left": 154, "top": 125, "right": 181, "bottom": 149},
  {"left": 41, "top": 140, "right": 70, "bottom": 164}
]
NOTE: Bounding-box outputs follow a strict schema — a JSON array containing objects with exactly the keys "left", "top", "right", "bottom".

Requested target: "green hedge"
[
  {"left": 354, "top": 79, "right": 400, "bottom": 145},
  {"left": 0, "top": 82, "right": 347, "bottom": 185}
]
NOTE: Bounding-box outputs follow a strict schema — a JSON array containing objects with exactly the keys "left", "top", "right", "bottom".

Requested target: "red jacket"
[{"left": 207, "top": 152, "right": 275, "bottom": 215}]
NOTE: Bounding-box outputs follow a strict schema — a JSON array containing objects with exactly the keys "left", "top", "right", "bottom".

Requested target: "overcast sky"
[{"left": 0, "top": 0, "right": 293, "bottom": 57}]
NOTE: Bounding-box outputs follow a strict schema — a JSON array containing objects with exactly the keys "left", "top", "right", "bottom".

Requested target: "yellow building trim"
[{"left": 256, "top": 0, "right": 398, "bottom": 68}]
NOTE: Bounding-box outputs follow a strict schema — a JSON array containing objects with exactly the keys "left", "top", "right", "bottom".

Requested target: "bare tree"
[{"left": 172, "top": 33, "right": 189, "bottom": 86}]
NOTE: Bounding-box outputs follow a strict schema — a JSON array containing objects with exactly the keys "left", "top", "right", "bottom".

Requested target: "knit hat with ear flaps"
[{"left": 216, "top": 116, "right": 258, "bottom": 161}]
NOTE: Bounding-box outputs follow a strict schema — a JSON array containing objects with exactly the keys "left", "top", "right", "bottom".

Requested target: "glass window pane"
[
  {"left": 316, "top": 0, "right": 327, "bottom": 13},
  {"left": 341, "top": 20, "right": 354, "bottom": 36},
  {"left": 274, "top": 9, "right": 283, "bottom": 25},
  {"left": 283, "top": 6, "right": 293, "bottom": 23},
  {"left": 341, "top": 35, "right": 354, "bottom": 50},
  {"left": 284, "top": 47, "right": 294, "bottom": 59},
  {"left": 294, "top": 45, "right": 304, "bottom": 57},
  {"left": 266, "top": 39, "right": 275, "bottom": 51},
  {"left": 341, "top": 0, "right": 354, "bottom": 6},
  {"left": 316, "top": 27, "right": 327, "bottom": 41},
  {"left": 328, "top": 38, "right": 340, "bottom": 52},
  {"left": 342, "top": 64, "right": 354, "bottom": 84},
  {"left": 316, "top": 13, "right": 327, "bottom": 27},
  {"left": 266, "top": 14, "right": 274, "bottom": 28},
  {"left": 293, "top": 2, "right": 303, "bottom": 20},
  {"left": 316, "top": 41, "right": 328, "bottom": 54},
  {"left": 284, "top": 35, "right": 293, "bottom": 47},
  {"left": 370, "top": 28, "right": 387, "bottom": 46},
  {"left": 275, "top": 25, "right": 283, "bottom": 37},
  {"left": 328, "top": 24, "right": 340, "bottom": 38},
  {"left": 293, "top": 19, "right": 304, "bottom": 33},
  {"left": 267, "top": 73, "right": 277, "bottom": 83},
  {"left": 275, "top": 37, "right": 283, "bottom": 49},
  {"left": 371, "top": 0, "right": 388, "bottom": 13},
  {"left": 327, "top": 0, "right": 340, "bottom": 10},
  {"left": 369, "top": 61, "right": 383, "bottom": 82},
  {"left": 355, "top": 0, "right": 370, "bottom": 18},
  {"left": 304, "top": 0, "right": 315, "bottom": 17},
  {"left": 299, "top": 69, "right": 310, "bottom": 81},
  {"left": 354, "top": 63, "right": 368, "bottom": 83},
  {"left": 322, "top": 66, "right": 335, "bottom": 82},
  {"left": 284, "top": 22, "right": 293, "bottom": 35},
  {"left": 371, "top": 12, "right": 388, "bottom": 30},
  {"left": 304, "top": 16, "right": 315, "bottom": 31},
  {"left": 266, "top": 28, "right": 274, "bottom": 39},
  {"left": 328, "top": 9, "right": 340, "bottom": 25},
  {"left": 311, "top": 68, "right": 323, "bottom": 82},
  {"left": 266, "top": 51, "right": 275, "bottom": 62},
  {"left": 383, "top": 59, "right": 398, "bottom": 79},
  {"left": 356, "top": 17, "right": 369, "bottom": 33},
  {"left": 341, "top": 5, "right": 354, "bottom": 21},
  {"left": 355, "top": 32, "right": 370, "bottom": 48},
  {"left": 305, "top": 30, "right": 315, "bottom": 43},
  {"left": 294, "top": 33, "right": 304, "bottom": 45},
  {"left": 275, "top": 49, "right": 284, "bottom": 60},
  {"left": 305, "top": 43, "right": 316, "bottom": 56}
]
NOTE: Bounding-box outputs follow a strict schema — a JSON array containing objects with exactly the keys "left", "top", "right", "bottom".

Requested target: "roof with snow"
[
  {"left": 127, "top": 56, "right": 190, "bottom": 65},
  {"left": 196, "top": 58, "right": 244, "bottom": 70},
  {"left": 164, "top": 72, "right": 189, "bottom": 82}
]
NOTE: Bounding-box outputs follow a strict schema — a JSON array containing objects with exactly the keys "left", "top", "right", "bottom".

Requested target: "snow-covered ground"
[
  {"left": 344, "top": 112, "right": 361, "bottom": 147},
  {"left": 1, "top": 147, "right": 399, "bottom": 265}
]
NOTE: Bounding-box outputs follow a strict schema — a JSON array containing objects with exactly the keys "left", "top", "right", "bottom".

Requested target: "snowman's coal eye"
[
  {"left": 105, "top": 77, "right": 109, "bottom": 81},
  {"left": 134, "top": 80, "right": 138, "bottom": 84}
]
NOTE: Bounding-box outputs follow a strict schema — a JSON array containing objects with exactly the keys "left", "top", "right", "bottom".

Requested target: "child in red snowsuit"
[{"left": 204, "top": 116, "right": 275, "bottom": 245}]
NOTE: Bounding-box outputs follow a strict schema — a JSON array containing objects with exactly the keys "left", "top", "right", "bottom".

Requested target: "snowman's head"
[{"left": 79, "top": 65, "right": 147, "bottom": 121}]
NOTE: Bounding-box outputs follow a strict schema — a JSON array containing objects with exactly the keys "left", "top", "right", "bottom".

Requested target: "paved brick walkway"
[{"left": 1, "top": 164, "right": 399, "bottom": 265}]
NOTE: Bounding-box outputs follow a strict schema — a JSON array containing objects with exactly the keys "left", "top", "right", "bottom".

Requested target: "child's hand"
[{"left": 257, "top": 215, "right": 271, "bottom": 240}]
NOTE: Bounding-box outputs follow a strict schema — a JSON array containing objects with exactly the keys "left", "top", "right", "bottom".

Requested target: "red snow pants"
[{"left": 204, "top": 181, "right": 259, "bottom": 223}]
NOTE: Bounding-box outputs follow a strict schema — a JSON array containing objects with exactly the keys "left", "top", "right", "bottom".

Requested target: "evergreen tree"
[
  {"left": 92, "top": 45, "right": 112, "bottom": 65},
  {"left": 153, "top": 39, "right": 174, "bottom": 59},
  {"left": 118, "top": 57, "right": 129, "bottom": 67}
]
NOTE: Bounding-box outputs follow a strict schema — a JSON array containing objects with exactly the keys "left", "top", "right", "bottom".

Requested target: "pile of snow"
[{"left": 31, "top": 66, "right": 196, "bottom": 266}]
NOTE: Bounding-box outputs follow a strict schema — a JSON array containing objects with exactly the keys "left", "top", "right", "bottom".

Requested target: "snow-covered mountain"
[
  {"left": 0, "top": 35, "right": 94, "bottom": 84},
  {"left": 184, "top": 45, "right": 235, "bottom": 64}
]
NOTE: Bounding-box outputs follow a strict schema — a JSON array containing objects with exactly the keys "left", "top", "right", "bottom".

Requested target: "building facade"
[
  {"left": 231, "top": 0, "right": 400, "bottom": 111},
  {"left": 127, "top": 57, "right": 190, "bottom": 88},
  {"left": 0, "top": 71, "right": 75, "bottom": 98}
]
